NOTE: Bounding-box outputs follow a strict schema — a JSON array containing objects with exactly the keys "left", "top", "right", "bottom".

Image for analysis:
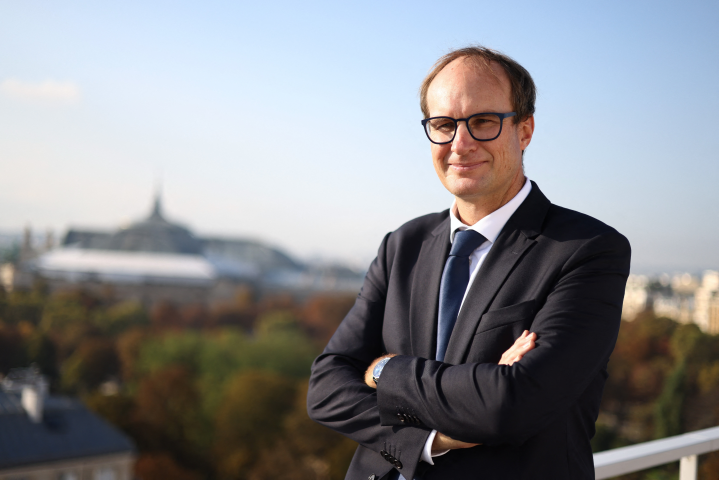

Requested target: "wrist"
[
  {"left": 364, "top": 354, "right": 398, "bottom": 388},
  {"left": 372, "top": 357, "right": 392, "bottom": 385}
]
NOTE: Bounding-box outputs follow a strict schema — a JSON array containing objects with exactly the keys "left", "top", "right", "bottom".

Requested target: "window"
[{"left": 93, "top": 467, "right": 117, "bottom": 480}]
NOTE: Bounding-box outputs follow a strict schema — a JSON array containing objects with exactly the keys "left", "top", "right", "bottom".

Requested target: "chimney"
[{"left": 20, "top": 376, "right": 47, "bottom": 423}]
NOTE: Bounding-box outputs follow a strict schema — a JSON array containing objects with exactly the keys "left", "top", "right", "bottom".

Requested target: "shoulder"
[
  {"left": 372, "top": 210, "right": 449, "bottom": 268},
  {"left": 392, "top": 210, "right": 449, "bottom": 239},
  {"left": 545, "top": 204, "right": 626, "bottom": 239},
  {"left": 542, "top": 204, "right": 631, "bottom": 259},
  {"left": 384, "top": 210, "right": 448, "bottom": 249},
  {"left": 362, "top": 210, "right": 449, "bottom": 297}
]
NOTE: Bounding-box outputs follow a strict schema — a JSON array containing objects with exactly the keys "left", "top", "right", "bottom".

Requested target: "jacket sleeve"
[
  {"left": 375, "top": 230, "right": 631, "bottom": 446},
  {"left": 307, "top": 232, "right": 431, "bottom": 480}
]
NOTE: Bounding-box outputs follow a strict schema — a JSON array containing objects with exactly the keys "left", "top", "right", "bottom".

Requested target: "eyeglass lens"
[{"left": 425, "top": 114, "right": 503, "bottom": 143}]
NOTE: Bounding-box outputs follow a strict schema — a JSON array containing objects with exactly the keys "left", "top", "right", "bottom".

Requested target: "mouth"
[{"left": 448, "top": 161, "right": 488, "bottom": 172}]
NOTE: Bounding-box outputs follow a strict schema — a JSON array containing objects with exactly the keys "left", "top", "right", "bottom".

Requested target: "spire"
[{"left": 149, "top": 184, "right": 164, "bottom": 221}]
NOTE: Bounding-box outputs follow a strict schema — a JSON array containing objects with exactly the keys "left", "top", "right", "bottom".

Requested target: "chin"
[{"left": 446, "top": 178, "right": 489, "bottom": 198}]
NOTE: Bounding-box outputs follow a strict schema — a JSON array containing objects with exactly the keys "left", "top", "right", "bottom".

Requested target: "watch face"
[{"left": 373, "top": 357, "right": 390, "bottom": 383}]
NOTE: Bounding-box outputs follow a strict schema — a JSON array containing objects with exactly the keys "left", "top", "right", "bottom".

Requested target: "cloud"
[{"left": 0, "top": 78, "right": 81, "bottom": 104}]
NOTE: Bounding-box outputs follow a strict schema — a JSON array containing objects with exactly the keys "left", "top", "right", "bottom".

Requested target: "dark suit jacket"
[{"left": 307, "top": 182, "right": 631, "bottom": 480}]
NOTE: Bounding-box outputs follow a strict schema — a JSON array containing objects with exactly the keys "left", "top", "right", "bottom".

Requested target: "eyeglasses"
[{"left": 421, "top": 112, "right": 516, "bottom": 144}]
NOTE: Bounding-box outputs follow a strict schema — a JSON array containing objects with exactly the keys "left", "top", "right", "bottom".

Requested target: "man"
[{"left": 307, "top": 46, "right": 630, "bottom": 480}]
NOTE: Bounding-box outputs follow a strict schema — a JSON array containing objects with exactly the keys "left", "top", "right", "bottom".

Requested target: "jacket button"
[
  {"left": 368, "top": 476, "right": 377, "bottom": 480},
  {"left": 397, "top": 413, "right": 405, "bottom": 422},
  {"left": 394, "top": 459, "right": 403, "bottom": 469}
]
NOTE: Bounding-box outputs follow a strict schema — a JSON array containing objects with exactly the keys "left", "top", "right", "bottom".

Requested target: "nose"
[{"left": 451, "top": 120, "right": 477, "bottom": 155}]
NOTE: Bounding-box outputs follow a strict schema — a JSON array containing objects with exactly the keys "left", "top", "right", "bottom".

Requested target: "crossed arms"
[
  {"left": 363, "top": 330, "right": 537, "bottom": 453},
  {"left": 307, "top": 228, "right": 630, "bottom": 478}
]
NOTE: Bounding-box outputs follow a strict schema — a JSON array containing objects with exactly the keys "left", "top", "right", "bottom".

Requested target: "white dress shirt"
[{"left": 420, "top": 177, "right": 532, "bottom": 464}]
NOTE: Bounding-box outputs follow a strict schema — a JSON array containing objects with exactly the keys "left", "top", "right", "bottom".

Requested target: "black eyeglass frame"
[{"left": 421, "top": 112, "right": 517, "bottom": 144}]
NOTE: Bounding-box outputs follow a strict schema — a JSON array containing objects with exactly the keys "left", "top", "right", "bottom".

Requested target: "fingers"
[
  {"left": 498, "top": 331, "right": 537, "bottom": 366},
  {"left": 434, "top": 432, "right": 479, "bottom": 451}
]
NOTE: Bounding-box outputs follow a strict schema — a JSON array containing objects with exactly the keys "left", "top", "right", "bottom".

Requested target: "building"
[
  {"left": 694, "top": 271, "right": 719, "bottom": 334},
  {"left": 622, "top": 271, "right": 719, "bottom": 335},
  {"left": 11, "top": 194, "right": 364, "bottom": 304},
  {"left": 622, "top": 275, "right": 650, "bottom": 320},
  {"left": 0, "top": 368, "right": 135, "bottom": 480}
]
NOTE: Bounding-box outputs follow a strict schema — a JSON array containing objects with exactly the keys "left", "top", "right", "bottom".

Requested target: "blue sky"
[{"left": 1, "top": 0, "right": 717, "bottom": 272}]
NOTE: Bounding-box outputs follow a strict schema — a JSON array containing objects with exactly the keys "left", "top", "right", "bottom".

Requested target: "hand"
[
  {"left": 432, "top": 431, "right": 479, "bottom": 453},
  {"left": 499, "top": 330, "right": 537, "bottom": 366},
  {"left": 364, "top": 354, "right": 398, "bottom": 388}
]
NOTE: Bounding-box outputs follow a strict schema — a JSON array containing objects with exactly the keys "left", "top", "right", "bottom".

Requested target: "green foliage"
[
  {"left": 25, "top": 331, "right": 58, "bottom": 378},
  {"left": 40, "top": 296, "right": 89, "bottom": 332},
  {"left": 600, "top": 311, "right": 719, "bottom": 480},
  {"left": 93, "top": 301, "right": 149, "bottom": 335},
  {"left": 255, "top": 310, "right": 300, "bottom": 336},
  {"left": 0, "top": 324, "right": 28, "bottom": 374},
  {"left": 0, "top": 287, "right": 355, "bottom": 479},
  {"left": 1, "top": 290, "right": 45, "bottom": 325},
  {"left": 653, "top": 360, "right": 686, "bottom": 439},
  {"left": 698, "top": 361, "right": 719, "bottom": 393},
  {"left": 61, "top": 338, "right": 119, "bottom": 393},
  {"left": 134, "top": 366, "right": 209, "bottom": 461},
  {"left": 84, "top": 391, "right": 136, "bottom": 433},
  {"left": 21, "top": 287, "right": 719, "bottom": 479},
  {"left": 135, "top": 331, "right": 204, "bottom": 375},
  {"left": 670, "top": 323, "right": 704, "bottom": 361},
  {"left": 135, "top": 326, "right": 319, "bottom": 417},
  {"left": 214, "top": 370, "right": 297, "bottom": 479}
]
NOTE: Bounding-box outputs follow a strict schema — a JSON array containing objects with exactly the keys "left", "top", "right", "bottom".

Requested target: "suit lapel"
[
  {"left": 443, "top": 230, "right": 535, "bottom": 364},
  {"left": 409, "top": 216, "right": 451, "bottom": 360},
  {"left": 443, "top": 182, "right": 550, "bottom": 365}
]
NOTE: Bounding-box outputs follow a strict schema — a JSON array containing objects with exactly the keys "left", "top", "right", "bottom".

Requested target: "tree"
[
  {"left": 150, "top": 301, "right": 183, "bottom": 329},
  {"left": 135, "top": 453, "right": 204, "bottom": 480},
  {"left": 133, "top": 365, "right": 209, "bottom": 473},
  {"left": 653, "top": 360, "right": 686, "bottom": 439},
  {"left": 94, "top": 301, "right": 149, "bottom": 335},
  {"left": 300, "top": 294, "right": 355, "bottom": 345},
  {"left": 281, "top": 380, "right": 357, "bottom": 480},
  {"left": 61, "top": 338, "right": 119, "bottom": 393},
  {"left": 214, "top": 370, "right": 297, "bottom": 480},
  {"left": 116, "top": 327, "right": 150, "bottom": 383},
  {"left": 2, "top": 289, "right": 45, "bottom": 326},
  {"left": 0, "top": 324, "right": 27, "bottom": 374},
  {"left": 25, "top": 331, "right": 58, "bottom": 379}
]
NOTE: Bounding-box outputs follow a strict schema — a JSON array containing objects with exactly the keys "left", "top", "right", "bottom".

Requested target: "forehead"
[{"left": 426, "top": 58, "right": 512, "bottom": 116}]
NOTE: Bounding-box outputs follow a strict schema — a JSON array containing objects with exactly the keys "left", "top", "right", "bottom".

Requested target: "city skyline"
[{"left": 1, "top": 1, "right": 718, "bottom": 273}]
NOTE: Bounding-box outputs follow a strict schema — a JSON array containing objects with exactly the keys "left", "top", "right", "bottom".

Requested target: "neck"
[{"left": 455, "top": 174, "right": 526, "bottom": 226}]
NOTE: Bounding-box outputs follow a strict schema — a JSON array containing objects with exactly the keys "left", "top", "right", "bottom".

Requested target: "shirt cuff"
[{"left": 420, "top": 430, "right": 450, "bottom": 464}]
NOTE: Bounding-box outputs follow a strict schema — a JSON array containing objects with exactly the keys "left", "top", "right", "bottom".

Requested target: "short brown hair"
[{"left": 420, "top": 46, "right": 536, "bottom": 123}]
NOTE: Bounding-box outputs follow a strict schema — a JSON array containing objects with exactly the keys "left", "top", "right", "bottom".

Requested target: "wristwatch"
[{"left": 372, "top": 357, "right": 392, "bottom": 385}]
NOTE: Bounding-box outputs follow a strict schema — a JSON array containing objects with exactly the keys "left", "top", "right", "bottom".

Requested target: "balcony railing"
[{"left": 593, "top": 425, "right": 719, "bottom": 480}]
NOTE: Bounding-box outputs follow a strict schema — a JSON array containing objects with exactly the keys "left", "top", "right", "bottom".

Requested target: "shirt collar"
[{"left": 449, "top": 177, "right": 532, "bottom": 244}]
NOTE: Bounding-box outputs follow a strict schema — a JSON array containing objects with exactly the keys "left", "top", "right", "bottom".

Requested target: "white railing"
[{"left": 594, "top": 425, "right": 719, "bottom": 480}]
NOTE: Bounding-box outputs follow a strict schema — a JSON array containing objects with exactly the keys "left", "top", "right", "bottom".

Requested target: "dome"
[{"left": 106, "top": 195, "right": 203, "bottom": 254}]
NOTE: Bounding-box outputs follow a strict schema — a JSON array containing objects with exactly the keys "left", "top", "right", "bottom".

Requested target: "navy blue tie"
[{"left": 436, "top": 229, "right": 486, "bottom": 362}]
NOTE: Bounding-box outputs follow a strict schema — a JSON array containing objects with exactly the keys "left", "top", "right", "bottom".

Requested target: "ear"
[{"left": 518, "top": 116, "right": 535, "bottom": 151}]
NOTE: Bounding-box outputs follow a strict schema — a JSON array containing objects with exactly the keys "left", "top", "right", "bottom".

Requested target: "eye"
[
  {"left": 469, "top": 114, "right": 500, "bottom": 130},
  {"left": 429, "top": 119, "right": 455, "bottom": 132}
]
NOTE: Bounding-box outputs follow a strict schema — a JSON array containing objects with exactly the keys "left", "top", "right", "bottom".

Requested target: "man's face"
[{"left": 425, "top": 58, "right": 534, "bottom": 203}]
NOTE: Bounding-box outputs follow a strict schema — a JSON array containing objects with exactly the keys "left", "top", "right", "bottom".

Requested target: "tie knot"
[{"left": 450, "top": 230, "right": 486, "bottom": 257}]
